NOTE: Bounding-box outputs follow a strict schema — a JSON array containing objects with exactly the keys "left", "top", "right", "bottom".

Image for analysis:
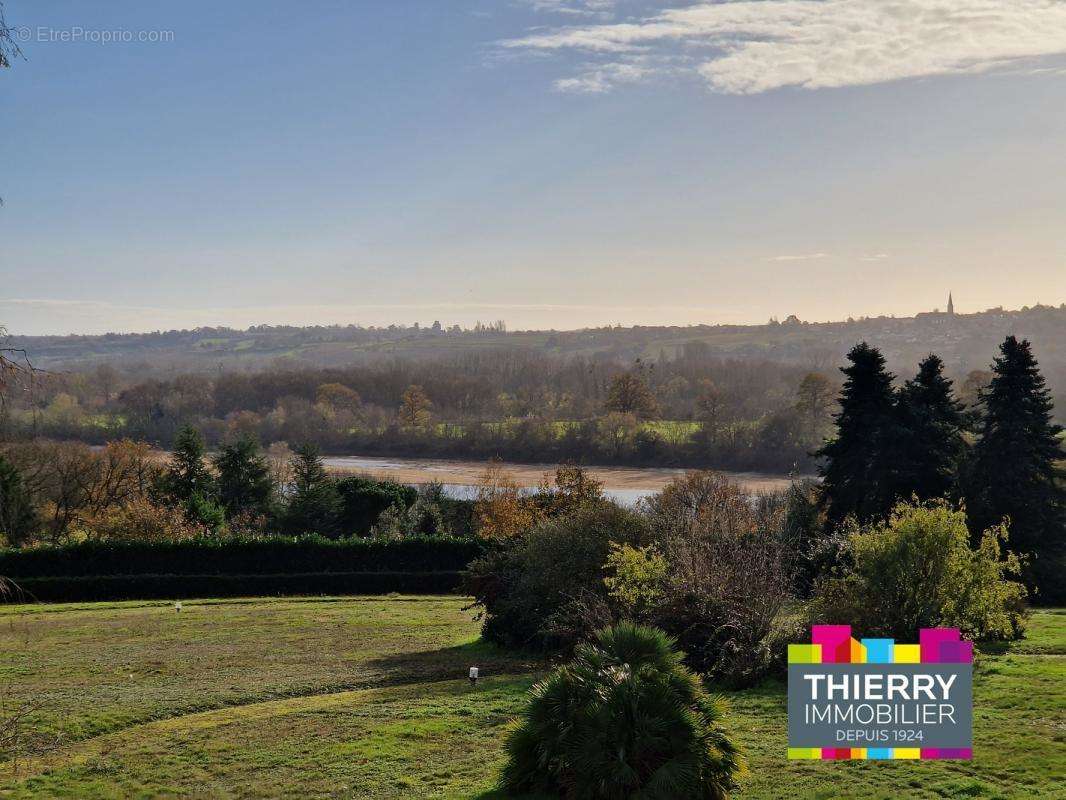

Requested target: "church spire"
[{"left": 947, "top": 292, "right": 954, "bottom": 315}]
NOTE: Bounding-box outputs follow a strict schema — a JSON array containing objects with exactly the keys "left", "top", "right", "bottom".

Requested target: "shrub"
[
  {"left": 473, "top": 463, "right": 541, "bottom": 539},
  {"left": 603, "top": 542, "right": 667, "bottom": 616},
  {"left": 467, "top": 502, "right": 650, "bottom": 650},
  {"left": 781, "top": 479, "right": 843, "bottom": 598},
  {"left": 369, "top": 482, "right": 468, "bottom": 538},
  {"left": 812, "top": 500, "right": 1028, "bottom": 641},
  {"left": 500, "top": 622, "right": 742, "bottom": 800},
  {"left": 335, "top": 476, "right": 417, "bottom": 535},
  {"left": 640, "top": 472, "right": 798, "bottom": 687},
  {"left": 80, "top": 497, "right": 207, "bottom": 542}
]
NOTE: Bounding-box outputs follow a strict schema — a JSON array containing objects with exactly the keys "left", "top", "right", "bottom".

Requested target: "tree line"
[{"left": 1, "top": 348, "right": 843, "bottom": 472}]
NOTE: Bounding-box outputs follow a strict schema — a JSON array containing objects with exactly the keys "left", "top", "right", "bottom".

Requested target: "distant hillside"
[{"left": 9, "top": 304, "right": 1066, "bottom": 385}]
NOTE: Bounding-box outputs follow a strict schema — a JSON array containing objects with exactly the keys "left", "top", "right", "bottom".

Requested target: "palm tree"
[{"left": 500, "top": 622, "right": 743, "bottom": 799}]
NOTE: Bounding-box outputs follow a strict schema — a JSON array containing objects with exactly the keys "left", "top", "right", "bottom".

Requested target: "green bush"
[
  {"left": 335, "top": 476, "right": 418, "bottom": 535},
  {"left": 812, "top": 500, "right": 1028, "bottom": 641},
  {"left": 603, "top": 542, "right": 668, "bottom": 615},
  {"left": 466, "top": 502, "right": 649, "bottom": 650},
  {"left": 500, "top": 622, "right": 742, "bottom": 800}
]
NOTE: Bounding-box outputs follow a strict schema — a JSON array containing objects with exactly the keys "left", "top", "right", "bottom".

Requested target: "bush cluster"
[
  {"left": 812, "top": 501, "right": 1028, "bottom": 641},
  {"left": 466, "top": 502, "right": 649, "bottom": 651},
  {"left": 470, "top": 470, "right": 1032, "bottom": 692}
]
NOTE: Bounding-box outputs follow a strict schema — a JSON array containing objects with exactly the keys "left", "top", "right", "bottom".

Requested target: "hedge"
[
  {"left": 0, "top": 535, "right": 485, "bottom": 579},
  {"left": 0, "top": 536, "right": 488, "bottom": 602},
  {"left": 5, "top": 571, "right": 465, "bottom": 603}
]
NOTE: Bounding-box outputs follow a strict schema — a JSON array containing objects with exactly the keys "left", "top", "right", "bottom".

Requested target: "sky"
[{"left": 3, "top": 0, "right": 1066, "bottom": 335}]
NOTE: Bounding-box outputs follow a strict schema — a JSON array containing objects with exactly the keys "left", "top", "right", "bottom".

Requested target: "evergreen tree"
[
  {"left": 161, "top": 425, "right": 213, "bottom": 503},
  {"left": 968, "top": 336, "right": 1065, "bottom": 598},
  {"left": 157, "top": 426, "right": 224, "bottom": 531},
  {"left": 283, "top": 443, "right": 342, "bottom": 536},
  {"left": 816, "top": 342, "right": 901, "bottom": 523},
  {"left": 213, "top": 436, "right": 274, "bottom": 517},
  {"left": 895, "top": 354, "right": 968, "bottom": 502},
  {"left": 0, "top": 455, "right": 37, "bottom": 546}
]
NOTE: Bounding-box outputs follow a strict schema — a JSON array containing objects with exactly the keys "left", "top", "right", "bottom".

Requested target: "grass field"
[{"left": 1, "top": 598, "right": 1062, "bottom": 799}]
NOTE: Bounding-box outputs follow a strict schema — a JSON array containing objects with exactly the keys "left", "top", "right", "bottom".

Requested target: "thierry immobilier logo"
[{"left": 787, "top": 625, "right": 973, "bottom": 760}]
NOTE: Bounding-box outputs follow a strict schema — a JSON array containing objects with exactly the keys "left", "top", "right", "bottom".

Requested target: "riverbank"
[{"left": 321, "top": 454, "right": 804, "bottom": 493}]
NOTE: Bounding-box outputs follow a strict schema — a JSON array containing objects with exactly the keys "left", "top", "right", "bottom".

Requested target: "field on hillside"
[{"left": 1, "top": 598, "right": 1063, "bottom": 799}]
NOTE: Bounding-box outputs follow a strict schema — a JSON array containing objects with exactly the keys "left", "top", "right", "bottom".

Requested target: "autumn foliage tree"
[
  {"left": 604, "top": 372, "right": 659, "bottom": 420},
  {"left": 2, "top": 439, "right": 158, "bottom": 543},
  {"left": 398, "top": 384, "right": 433, "bottom": 428},
  {"left": 474, "top": 463, "right": 540, "bottom": 539}
]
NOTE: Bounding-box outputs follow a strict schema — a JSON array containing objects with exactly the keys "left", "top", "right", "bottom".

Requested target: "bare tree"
[
  {"left": 0, "top": 327, "right": 44, "bottom": 438},
  {"left": 0, "top": 1, "right": 22, "bottom": 70}
]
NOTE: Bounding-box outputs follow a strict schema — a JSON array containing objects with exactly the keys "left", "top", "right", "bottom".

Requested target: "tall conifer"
[
  {"left": 283, "top": 443, "right": 342, "bottom": 536},
  {"left": 895, "top": 354, "right": 968, "bottom": 502},
  {"left": 969, "top": 336, "right": 1065, "bottom": 597},
  {"left": 817, "top": 343, "right": 900, "bottom": 523},
  {"left": 161, "top": 425, "right": 213, "bottom": 503},
  {"left": 214, "top": 436, "right": 274, "bottom": 517}
]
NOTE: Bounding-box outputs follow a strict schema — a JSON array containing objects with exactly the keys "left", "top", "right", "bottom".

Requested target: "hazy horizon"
[
  {"left": 5, "top": 294, "right": 1063, "bottom": 338},
  {"left": 5, "top": 1, "right": 1066, "bottom": 336}
]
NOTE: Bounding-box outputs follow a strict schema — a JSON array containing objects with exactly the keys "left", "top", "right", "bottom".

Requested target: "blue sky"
[{"left": 3, "top": 0, "right": 1066, "bottom": 334}]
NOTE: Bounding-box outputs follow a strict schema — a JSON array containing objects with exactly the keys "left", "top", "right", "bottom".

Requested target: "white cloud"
[
  {"left": 504, "top": 1, "right": 1066, "bottom": 94},
  {"left": 769, "top": 252, "right": 829, "bottom": 262},
  {"left": 519, "top": 0, "right": 621, "bottom": 18},
  {"left": 555, "top": 60, "right": 654, "bottom": 92}
]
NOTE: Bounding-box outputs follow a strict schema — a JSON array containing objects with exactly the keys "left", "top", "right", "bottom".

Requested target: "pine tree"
[
  {"left": 968, "top": 336, "right": 1065, "bottom": 598},
  {"left": 283, "top": 443, "right": 341, "bottom": 536},
  {"left": 816, "top": 342, "right": 900, "bottom": 523},
  {"left": 161, "top": 425, "right": 214, "bottom": 503},
  {"left": 895, "top": 354, "right": 968, "bottom": 502},
  {"left": 213, "top": 436, "right": 274, "bottom": 517}
]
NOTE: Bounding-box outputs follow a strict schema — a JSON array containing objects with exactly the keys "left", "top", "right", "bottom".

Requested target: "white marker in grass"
[
  {"left": 175, "top": 601, "right": 182, "bottom": 613},
  {"left": 469, "top": 666, "right": 479, "bottom": 686}
]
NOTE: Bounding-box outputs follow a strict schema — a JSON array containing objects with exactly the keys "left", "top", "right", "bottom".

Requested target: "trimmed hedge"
[
  {"left": 0, "top": 536, "right": 486, "bottom": 602},
  {"left": 0, "top": 535, "right": 484, "bottom": 578},
  {"left": 7, "top": 571, "right": 465, "bottom": 602}
]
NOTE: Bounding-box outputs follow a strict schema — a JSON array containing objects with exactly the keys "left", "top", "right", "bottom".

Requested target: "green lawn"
[{"left": 1, "top": 599, "right": 1062, "bottom": 799}]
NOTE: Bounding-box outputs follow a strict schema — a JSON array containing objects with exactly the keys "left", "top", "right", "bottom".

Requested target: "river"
[{"left": 320, "top": 455, "right": 803, "bottom": 506}]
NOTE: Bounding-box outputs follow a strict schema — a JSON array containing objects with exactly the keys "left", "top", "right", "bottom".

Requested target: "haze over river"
[{"left": 320, "top": 455, "right": 804, "bottom": 505}]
